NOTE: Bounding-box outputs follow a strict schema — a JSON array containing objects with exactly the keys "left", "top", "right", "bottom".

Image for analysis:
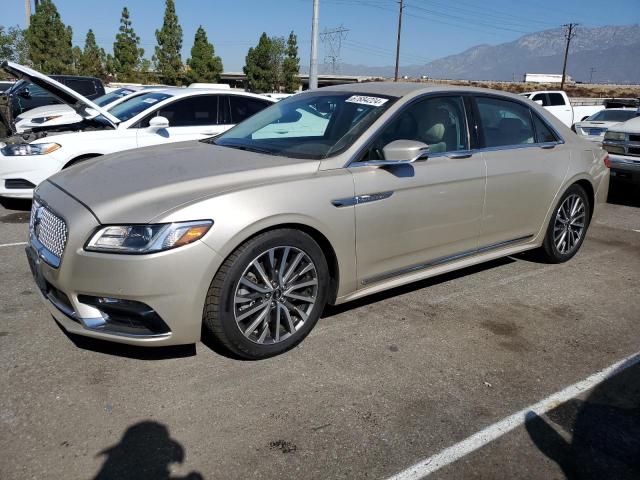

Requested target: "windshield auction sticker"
[{"left": 345, "top": 95, "right": 389, "bottom": 107}]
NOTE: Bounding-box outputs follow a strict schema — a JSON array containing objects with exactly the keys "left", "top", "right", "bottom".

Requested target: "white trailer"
[{"left": 523, "top": 73, "right": 573, "bottom": 84}]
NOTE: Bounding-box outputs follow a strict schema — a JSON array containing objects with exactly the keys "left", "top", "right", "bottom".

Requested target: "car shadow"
[
  {"left": 607, "top": 180, "right": 640, "bottom": 208},
  {"left": 322, "top": 256, "right": 515, "bottom": 318},
  {"left": 525, "top": 360, "right": 640, "bottom": 479},
  {"left": 54, "top": 319, "right": 196, "bottom": 360},
  {"left": 0, "top": 197, "right": 31, "bottom": 211},
  {"left": 93, "top": 420, "right": 204, "bottom": 480}
]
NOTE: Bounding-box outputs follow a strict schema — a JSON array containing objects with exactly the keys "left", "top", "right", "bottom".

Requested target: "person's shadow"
[
  {"left": 94, "top": 421, "right": 203, "bottom": 480},
  {"left": 525, "top": 361, "right": 640, "bottom": 479}
]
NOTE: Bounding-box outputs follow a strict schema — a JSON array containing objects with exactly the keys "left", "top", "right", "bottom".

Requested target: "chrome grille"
[{"left": 30, "top": 199, "right": 68, "bottom": 260}]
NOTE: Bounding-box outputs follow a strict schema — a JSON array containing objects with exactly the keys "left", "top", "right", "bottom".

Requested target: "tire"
[
  {"left": 538, "top": 184, "right": 591, "bottom": 263},
  {"left": 203, "top": 229, "right": 329, "bottom": 359}
]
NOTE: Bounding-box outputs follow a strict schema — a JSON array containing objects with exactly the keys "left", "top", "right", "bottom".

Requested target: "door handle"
[
  {"left": 540, "top": 143, "right": 556, "bottom": 149},
  {"left": 201, "top": 131, "right": 217, "bottom": 136},
  {"left": 446, "top": 152, "right": 473, "bottom": 159}
]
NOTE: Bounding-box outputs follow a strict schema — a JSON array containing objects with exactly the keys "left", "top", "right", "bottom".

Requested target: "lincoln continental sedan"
[{"left": 26, "top": 82, "right": 609, "bottom": 359}]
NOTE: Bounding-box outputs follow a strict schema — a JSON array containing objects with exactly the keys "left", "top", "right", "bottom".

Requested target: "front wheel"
[
  {"left": 538, "top": 184, "right": 590, "bottom": 263},
  {"left": 203, "top": 229, "right": 329, "bottom": 359}
]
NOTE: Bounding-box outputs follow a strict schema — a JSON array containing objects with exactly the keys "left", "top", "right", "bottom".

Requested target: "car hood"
[
  {"left": 16, "top": 104, "right": 74, "bottom": 121},
  {"left": 1, "top": 61, "right": 119, "bottom": 128},
  {"left": 47, "top": 141, "right": 321, "bottom": 224},
  {"left": 608, "top": 115, "right": 640, "bottom": 134}
]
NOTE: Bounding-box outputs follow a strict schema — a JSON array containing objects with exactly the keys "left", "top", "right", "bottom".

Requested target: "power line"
[{"left": 320, "top": 25, "right": 349, "bottom": 73}]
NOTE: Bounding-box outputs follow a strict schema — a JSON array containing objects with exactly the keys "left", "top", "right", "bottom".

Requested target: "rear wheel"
[
  {"left": 203, "top": 229, "right": 329, "bottom": 359},
  {"left": 539, "top": 184, "right": 590, "bottom": 263}
]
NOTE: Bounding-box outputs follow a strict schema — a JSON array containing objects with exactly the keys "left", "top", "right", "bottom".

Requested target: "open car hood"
[{"left": 1, "top": 61, "right": 120, "bottom": 128}]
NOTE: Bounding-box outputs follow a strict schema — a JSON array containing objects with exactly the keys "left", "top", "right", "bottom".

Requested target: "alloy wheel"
[
  {"left": 233, "top": 246, "right": 318, "bottom": 345},
  {"left": 553, "top": 194, "right": 586, "bottom": 255}
]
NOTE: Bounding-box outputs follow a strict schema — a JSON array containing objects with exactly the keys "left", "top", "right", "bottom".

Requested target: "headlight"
[
  {"left": 1, "top": 142, "right": 61, "bottom": 156},
  {"left": 604, "top": 131, "right": 625, "bottom": 141},
  {"left": 85, "top": 220, "right": 213, "bottom": 254},
  {"left": 31, "top": 115, "right": 63, "bottom": 124}
]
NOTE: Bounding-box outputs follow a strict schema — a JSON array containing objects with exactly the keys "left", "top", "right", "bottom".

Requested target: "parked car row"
[
  {"left": 0, "top": 62, "right": 276, "bottom": 198},
  {"left": 602, "top": 115, "right": 640, "bottom": 185}
]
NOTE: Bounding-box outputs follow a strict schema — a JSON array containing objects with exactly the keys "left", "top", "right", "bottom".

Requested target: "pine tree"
[
  {"left": 80, "top": 29, "right": 106, "bottom": 79},
  {"left": 186, "top": 26, "right": 223, "bottom": 84},
  {"left": 0, "top": 26, "right": 30, "bottom": 71},
  {"left": 154, "top": 0, "right": 183, "bottom": 85},
  {"left": 244, "top": 33, "right": 277, "bottom": 93},
  {"left": 71, "top": 46, "right": 83, "bottom": 74},
  {"left": 113, "top": 7, "right": 144, "bottom": 82},
  {"left": 282, "top": 31, "right": 300, "bottom": 93},
  {"left": 25, "top": 0, "right": 73, "bottom": 74}
]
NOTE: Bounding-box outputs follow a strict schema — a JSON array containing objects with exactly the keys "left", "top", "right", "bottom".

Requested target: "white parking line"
[
  {"left": 386, "top": 352, "right": 640, "bottom": 480},
  {"left": 0, "top": 242, "right": 27, "bottom": 248},
  {"left": 633, "top": 229, "right": 640, "bottom": 233}
]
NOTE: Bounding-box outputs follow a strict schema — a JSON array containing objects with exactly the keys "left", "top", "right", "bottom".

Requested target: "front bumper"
[
  {"left": 27, "top": 181, "right": 223, "bottom": 346},
  {"left": 0, "top": 149, "right": 64, "bottom": 198}
]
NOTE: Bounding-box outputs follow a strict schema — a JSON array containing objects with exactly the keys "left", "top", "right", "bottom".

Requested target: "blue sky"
[{"left": 4, "top": 0, "right": 640, "bottom": 71}]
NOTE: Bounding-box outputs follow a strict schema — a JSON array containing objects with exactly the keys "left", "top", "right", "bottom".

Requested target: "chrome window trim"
[
  {"left": 361, "top": 234, "right": 534, "bottom": 285},
  {"left": 346, "top": 91, "right": 565, "bottom": 169}
]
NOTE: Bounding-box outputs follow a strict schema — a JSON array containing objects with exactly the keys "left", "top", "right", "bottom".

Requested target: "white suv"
[{"left": 0, "top": 62, "right": 275, "bottom": 198}]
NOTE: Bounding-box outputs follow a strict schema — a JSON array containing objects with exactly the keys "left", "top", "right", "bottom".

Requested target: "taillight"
[{"left": 603, "top": 154, "right": 611, "bottom": 168}]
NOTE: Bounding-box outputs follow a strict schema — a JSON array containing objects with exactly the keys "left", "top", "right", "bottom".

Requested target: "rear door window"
[
  {"left": 532, "top": 114, "right": 558, "bottom": 143},
  {"left": 547, "top": 93, "right": 566, "bottom": 106},
  {"left": 476, "top": 96, "right": 535, "bottom": 147},
  {"left": 142, "top": 95, "right": 218, "bottom": 127},
  {"left": 63, "top": 78, "right": 97, "bottom": 98},
  {"left": 228, "top": 96, "right": 272, "bottom": 124}
]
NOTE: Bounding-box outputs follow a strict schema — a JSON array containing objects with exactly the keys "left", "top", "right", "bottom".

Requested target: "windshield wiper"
[{"left": 216, "top": 143, "right": 277, "bottom": 156}]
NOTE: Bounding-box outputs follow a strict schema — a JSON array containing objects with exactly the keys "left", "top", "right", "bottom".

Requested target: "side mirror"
[
  {"left": 18, "top": 88, "right": 31, "bottom": 99},
  {"left": 534, "top": 99, "right": 544, "bottom": 106},
  {"left": 382, "top": 139, "right": 429, "bottom": 163},
  {"left": 148, "top": 116, "right": 169, "bottom": 131}
]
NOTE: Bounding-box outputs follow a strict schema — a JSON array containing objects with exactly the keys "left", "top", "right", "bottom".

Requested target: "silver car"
[{"left": 26, "top": 83, "right": 610, "bottom": 359}]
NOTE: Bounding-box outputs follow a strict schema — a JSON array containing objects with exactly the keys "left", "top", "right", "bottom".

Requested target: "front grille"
[
  {"left": 629, "top": 134, "right": 640, "bottom": 143},
  {"left": 5, "top": 179, "right": 36, "bottom": 189},
  {"left": 30, "top": 199, "right": 68, "bottom": 260}
]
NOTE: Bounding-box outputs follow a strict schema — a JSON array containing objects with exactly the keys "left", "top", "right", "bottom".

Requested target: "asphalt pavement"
[{"left": 1, "top": 181, "right": 638, "bottom": 480}]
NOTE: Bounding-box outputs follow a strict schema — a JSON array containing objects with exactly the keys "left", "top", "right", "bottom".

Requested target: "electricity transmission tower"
[
  {"left": 560, "top": 23, "right": 578, "bottom": 90},
  {"left": 320, "top": 26, "right": 349, "bottom": 74}
]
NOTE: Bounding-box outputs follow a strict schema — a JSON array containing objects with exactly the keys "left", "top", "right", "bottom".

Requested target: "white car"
[
  {"left": 0, "top": 62, "right": 275, "bottom": 199},
  {"left": 14, "top": 86, "right": 145, "bottom": 133},
  {"left": 520, "top": 91, "right": 604, "bottom": 128},
  {"left": 572, "top": 108, "right": 638, "bottom": 142}
]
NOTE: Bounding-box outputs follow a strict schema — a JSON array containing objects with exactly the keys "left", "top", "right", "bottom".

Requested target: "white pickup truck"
[{"left": 520, "top": 91, "right": 604, "bottom": 128}]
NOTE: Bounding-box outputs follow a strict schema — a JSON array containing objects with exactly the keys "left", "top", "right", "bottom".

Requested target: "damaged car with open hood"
[{"left": 0, "top": 61, "right": 274, "bottom": 198}]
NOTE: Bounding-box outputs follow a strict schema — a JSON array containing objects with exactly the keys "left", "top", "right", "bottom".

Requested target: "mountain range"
[{"left": 315, "top": 25, "right": 640, "bottom": 84}]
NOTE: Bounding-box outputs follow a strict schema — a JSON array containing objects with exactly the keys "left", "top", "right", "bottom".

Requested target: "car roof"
[
  {"left": 319, "top": 81, "right": 533, "bottom": 102},
  {"left": 153, "top": 87, "right": 276, "bottom": 102}
]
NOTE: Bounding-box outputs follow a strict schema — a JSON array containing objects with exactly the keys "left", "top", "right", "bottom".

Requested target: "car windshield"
[
  {"left": 212, "top": 92, "right": 397, "bottom": 159},
  {"left": 94, "top": 88, "right": 137, "bottom": 107},
  {"left": 587, "top": 109, "right": 638, "bottom": 122},
  {"left": 108, "top": 92, "right": 172, "bottom": 122}
]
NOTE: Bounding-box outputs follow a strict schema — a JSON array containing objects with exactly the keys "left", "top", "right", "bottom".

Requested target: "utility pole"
[
  {"left": 560, "top": 23, "right": 578, "bottom": 90},
  {"left": 309, "top": 0, "right": 320, "bottom": 90},
  {"left": 589, "top": 67, "right": 596, "bottom": 84},
  {"left": 25, "top": 0, "right": 31, "bottom": 27},
  {"left": 394, "top": 0, "right": 404, "bottom": 82}
]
